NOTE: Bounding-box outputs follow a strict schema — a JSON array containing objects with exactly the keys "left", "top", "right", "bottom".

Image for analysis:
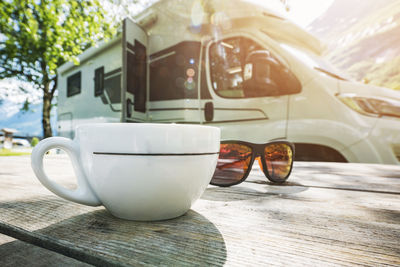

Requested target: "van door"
[
  {"left": 58, "top": 112, "right": 73, "bottom": 139},
  {"left": 122, "top": 18, "right": 148, "bottom": 122},
  {"left": 202, "top": 35, "right": 300, "bottom": 142},
  {"left": 147, "top": 41, "right": 202, "bottom": 123}
]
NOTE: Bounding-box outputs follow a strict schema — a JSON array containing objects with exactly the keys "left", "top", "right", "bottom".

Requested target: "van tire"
[{"left": 293, "top": 143, "right": 348, "bottom": 162}]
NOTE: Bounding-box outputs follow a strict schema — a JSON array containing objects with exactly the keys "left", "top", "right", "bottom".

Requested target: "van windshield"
[{"left": 279, "top": 43, "right": 350, "bottom": 81}]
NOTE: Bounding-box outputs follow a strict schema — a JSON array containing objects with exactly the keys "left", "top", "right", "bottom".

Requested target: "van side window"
[
  {"left": 67, "top": 71, "right": 81, "bottom": 97},
  {"left": 150, "top": 41, "right": 200, "bottom": 101},
  {"left": 209, "top": 37, "right": 299, "bottom": 98},
  {"left": 104, "top": 69, "right": 122, "bottom": 104}
]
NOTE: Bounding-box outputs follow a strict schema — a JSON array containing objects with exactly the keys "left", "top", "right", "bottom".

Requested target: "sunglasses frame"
[{"left": 210, "top": 140, "right": 295, "bottom": 187}]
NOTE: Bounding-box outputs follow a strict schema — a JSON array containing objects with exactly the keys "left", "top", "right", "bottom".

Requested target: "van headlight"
[{"left": 337, "top": 94, "right": 400, "bottom": 118}]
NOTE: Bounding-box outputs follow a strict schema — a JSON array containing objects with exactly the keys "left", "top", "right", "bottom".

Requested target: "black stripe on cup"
[{"left": 93, "top": 152, "right": 220, "bottom": 156}]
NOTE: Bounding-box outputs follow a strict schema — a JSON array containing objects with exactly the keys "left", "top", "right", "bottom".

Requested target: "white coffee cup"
[{"left": 31, "top": 123, "right": 220, "bottom": 221}]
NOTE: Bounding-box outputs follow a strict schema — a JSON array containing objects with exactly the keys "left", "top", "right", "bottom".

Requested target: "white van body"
[{"left": 57, "top": 0, "right": 400, "bottom": 164}]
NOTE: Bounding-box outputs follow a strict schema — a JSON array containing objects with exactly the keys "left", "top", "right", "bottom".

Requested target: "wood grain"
[
  {"left": 0, "top": 155, "right": 399, "bottom": 266},
  {"left": 0, "top": 233, "right": 92, "bottom": 267}
]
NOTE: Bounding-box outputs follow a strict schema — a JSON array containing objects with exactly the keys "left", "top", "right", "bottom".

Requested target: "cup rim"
[{"left": 76, "top": 123, "right": 219, "bottom": 131}]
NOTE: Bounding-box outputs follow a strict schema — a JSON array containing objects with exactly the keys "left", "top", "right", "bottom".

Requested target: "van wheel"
[{"left": 293, "top": 143, "right": 347, "bottom": 162}]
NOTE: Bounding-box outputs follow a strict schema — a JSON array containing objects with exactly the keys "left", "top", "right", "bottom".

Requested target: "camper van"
[{"left": 57, "top": 0, "right": 400, "bottom": 164}]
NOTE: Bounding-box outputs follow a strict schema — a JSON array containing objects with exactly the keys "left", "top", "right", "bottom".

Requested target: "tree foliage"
[
  {"left": 30, "top": 136, "right": 39, "bottom": 147},
  {"left": 0, "top": 0, "right": 116, "bottom": 137}
]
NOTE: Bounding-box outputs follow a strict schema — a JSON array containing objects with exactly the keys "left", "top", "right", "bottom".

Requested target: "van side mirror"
[
  {"left": 243, "top": 50, "right": 301, "bottom": 97},
  {"left": 204, "top": 102, "right": 214, "bottom": 122}
]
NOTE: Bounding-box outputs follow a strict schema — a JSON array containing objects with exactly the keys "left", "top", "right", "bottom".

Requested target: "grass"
[{"left": 0, "top": 148, "right": 31, "bottom": 156}]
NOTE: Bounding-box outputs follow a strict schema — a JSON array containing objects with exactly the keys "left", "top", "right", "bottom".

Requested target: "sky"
[
  {"left": 249, "top": 0, "right": 334, "bottom": 27},
  {"left": 286, "top": 0, "right": 334, "bottom": 27},
  {"left": 105, "top": 0, "right": 335, "bottom": 28}
]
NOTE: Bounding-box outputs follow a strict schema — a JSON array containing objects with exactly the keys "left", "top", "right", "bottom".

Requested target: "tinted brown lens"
[
  {"left": 211, "top": 143, "right": 252, "bottom": 186},
  {"left": 264, "top": 143, "right": 293, "bottom": 181}
]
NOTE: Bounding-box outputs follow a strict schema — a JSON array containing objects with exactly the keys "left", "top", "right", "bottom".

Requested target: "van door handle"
[{"left": 204, "top": 102, "right": 214, "bottom": 122}]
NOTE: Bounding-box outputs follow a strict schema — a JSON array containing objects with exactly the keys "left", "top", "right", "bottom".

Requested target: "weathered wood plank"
[
  {"left": 249, "top": 161, "right": 400, "bottom": 194},
  {"left": 0, "top": 155, "right": 399, "bottom": 266},
  {"left": 0, "top": 234, "right": 92, "bottom": 267}
]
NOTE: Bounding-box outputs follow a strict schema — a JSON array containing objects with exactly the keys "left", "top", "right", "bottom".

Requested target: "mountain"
[
  {"left": 308, "top": 0, "right": 400, "bottom": 90},
  {"left": 0, "top": 79, "right": 57, "bottom": 137}
]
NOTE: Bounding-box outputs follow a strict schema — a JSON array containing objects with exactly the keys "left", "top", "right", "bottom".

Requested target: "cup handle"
[{"left": 31, "top": 137, "right": 101, "bottom": 206}]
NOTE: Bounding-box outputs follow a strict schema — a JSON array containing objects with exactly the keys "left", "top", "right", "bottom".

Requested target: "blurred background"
[{"left": 0, "top": 0, "right": 399, "bottom": 157}]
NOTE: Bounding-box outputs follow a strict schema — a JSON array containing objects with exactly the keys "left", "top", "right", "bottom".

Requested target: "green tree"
[
  {"left": 0, "top": 0, "right": 116, "bottom": 138},
  {"left": 30, "top": 137, "right": 39, "bottom": 147}
]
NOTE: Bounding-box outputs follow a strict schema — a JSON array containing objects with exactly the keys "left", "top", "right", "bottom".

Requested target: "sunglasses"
[{"left": 210, "top": 141, "right": 295, "bottom": 187}]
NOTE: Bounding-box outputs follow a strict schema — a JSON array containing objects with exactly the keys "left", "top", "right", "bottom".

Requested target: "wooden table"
[{"left": 0, "top": 155, "right": 399, "bottom": 266}]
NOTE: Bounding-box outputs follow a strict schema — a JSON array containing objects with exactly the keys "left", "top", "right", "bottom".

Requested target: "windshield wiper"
[{"left": 314, "top": 67, "right": 347, "bottom": 81}]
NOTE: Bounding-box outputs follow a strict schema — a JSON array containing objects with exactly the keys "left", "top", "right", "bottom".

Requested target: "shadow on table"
[
  {"left": 202, "top": 181, "right": 309, "bottom": 202},
  {"left": 0, "top": 198, "right": 227, "bottom": 266},
  {"left": 0, "top": 236, "right": 91, "bottom": 267}
]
